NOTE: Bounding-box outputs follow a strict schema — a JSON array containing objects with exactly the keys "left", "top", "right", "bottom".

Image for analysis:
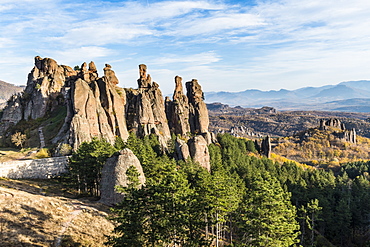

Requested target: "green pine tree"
[{"left": 238, "top": 173, "right": 300, "bottom": 247}]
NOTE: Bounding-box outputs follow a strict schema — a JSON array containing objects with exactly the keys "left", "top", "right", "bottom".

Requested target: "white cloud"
[
  {"left": 153, "top": 51, "right": 221, "bottom": 66},
  {"left": 2, "top": 0, "right": 370, "bottom": 92},
  {"left": 43, "top": 46, "right": 114, "bottom": 66}
]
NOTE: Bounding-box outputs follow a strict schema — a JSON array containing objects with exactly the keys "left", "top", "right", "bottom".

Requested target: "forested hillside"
[{"left": 64, "top": 134, "right": 370, "bottom": 246}]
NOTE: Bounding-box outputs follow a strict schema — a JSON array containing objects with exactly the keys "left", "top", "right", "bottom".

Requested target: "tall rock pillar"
[{"left": 186, "top": 79, "right": 209, "bottom": 134}]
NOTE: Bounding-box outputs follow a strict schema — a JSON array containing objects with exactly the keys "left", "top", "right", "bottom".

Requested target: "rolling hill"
[
  {"left": 205, "top": 80, "right": 370, "bottom": 112},
  {"left": 0, "top": 80, "right": 24, "bottom": 106}
]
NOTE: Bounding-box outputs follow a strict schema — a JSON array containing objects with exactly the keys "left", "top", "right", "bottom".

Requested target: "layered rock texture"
[
  {"left": 100, "top": 148, "right": 145, "bottom": 205},
  {"left": 0, "top": 57, "right": 212, "bottom": 170}
]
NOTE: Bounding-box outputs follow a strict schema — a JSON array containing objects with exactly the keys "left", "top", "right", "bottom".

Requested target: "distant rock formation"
[
  {"left": 0, "top": 56, "right": 213, "bottom": 171},
  {"left": 319, "top": 118, "right": 345, "bottom": 131},
  {"left": 0, "top": 80, "right": 24, "bottom": 107},
  {"left": 319, "top": 118, "right": 356, "bottom": 144},
  {"left": 100, "top": 148, "right": 145, "bottom": 205},
  {"left": 260, "top": 136, "right": 271, "bottom": 158}
]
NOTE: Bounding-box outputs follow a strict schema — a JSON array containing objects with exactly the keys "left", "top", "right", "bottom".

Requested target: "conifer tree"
[{"left": 238, "top": 173, "right": 300, "bottom": 246}]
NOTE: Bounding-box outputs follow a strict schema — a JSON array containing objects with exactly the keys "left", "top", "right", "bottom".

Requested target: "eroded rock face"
[
  {"left": 103, "top": 64, "right": 119, "bottom": 85},
  {"left": 166, "top": 76, "right": 191, "bottom": 137},
  {"left": 261, "top": 136, "right": 271, "bottom": 158},
  {"left": 137, "top": 64, "right": 151, "bottom": 88},
  {"left": 0, "top": 57, "right": 212, "bottom": 172},
  {"left": 175, "top": 137, "right": 190, "bottom": 161},
  {"left": 125, "top": 65, "right": 171, "bottom": 149},
  {"left": 188, "top": 135, "right": 210, "bottom": 171},
  {"left": 100, "top": 148, "right": 146, "bottom": 205},
  {"left": 0, "top": 94, "right": 23, "bottom": 135},
  {"left": 24, "top": 56, "right": 74, "bottom": 120},
  {"left": 186, "top": 79, "right": 209, "bottom": 134}
]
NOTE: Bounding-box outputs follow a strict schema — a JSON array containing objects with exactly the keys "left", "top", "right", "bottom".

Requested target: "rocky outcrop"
[
  {"left": 175, "top": 137, "right": 190, "bottom": 160},
  {"left": 0, "top": 57, "right": 212, "bottom": 171},
  {"left": 24, "top": 56, "right": 74, "bottom": 120},
  {"left": 166, "top": 76, "right": 191, "bottom": 137},
  {"left": 188, "top": 135, "right": 210, "bottom": 171},
  {"left": 320, "top": 118, "right": 345, "bottom": 131},
  {"left": 0, "top": 94, "right": 23, "bottom": 135},
  {"left": 165, "top": 76, "right": 213, "bottom": 170},
  {"left": 68, "top": 61, "right": 129, "bottom": 149},
  {"left": 125, "top": 65, "right": 171, "bottom": 149},
  {"left": 99, "top": 148, "right": 145, "bottom": 205},
  {"left": 260, "top": 136, "right": 271, "bottom": 158},
  {"left": 186, "top": 79, "right": 209, "bottom": 134},
  {"left": 103, "top": 64, "right": 119, "bottom": 85},
  {"left": 319, "top": 118, "right": 356, "bottom": 144}
]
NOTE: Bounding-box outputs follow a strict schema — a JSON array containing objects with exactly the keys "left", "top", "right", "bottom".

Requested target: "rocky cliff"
[{"left": 0, "top": 57, "right": 212, "bottom": 170}]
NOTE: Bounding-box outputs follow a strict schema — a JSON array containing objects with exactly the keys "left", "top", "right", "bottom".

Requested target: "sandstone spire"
[
  {"left": 137, "top": 64, "right": 151, "bottom": 88},
  {"left": 125, "top": 64, "right": 171, "bottom": 148},
  {"left": 186, "top": 79, "right": 209, "bottom": 134},
  {"left": 166, "top": 76, "right": 191, "bottom": 137},
  {"left": 103, "top": 64, "right": 119, "bottom": 85}
]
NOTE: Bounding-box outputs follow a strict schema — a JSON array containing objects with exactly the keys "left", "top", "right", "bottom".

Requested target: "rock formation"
[
  {"left": 100, "top": 148, "right": 145, "bottom": 205},
  {"left": 0, "top": 56, "right": 213, "bottom": 171},
  {"left": 320, "top": 118, "right": 345, "bottom": 131},
  {"left": 175, "top": 137, "right": 190, "bottom": 161},
  {"left": 261, "top": 136, "right": 271, "bottom": 158},
  {"left": 319, "top": 118, "right": 356, "bottom": 144},
  {"left": 125, "top": 65, "right": 171, "bottom": 149},
  {"left": 165, "top": 76, "right": 213, "bottom": 170},
  {"left": 165, "top": 76, "right": 191, "bottom": 137},
  {"left": 186, "top": 79, "right": 209, "bottom": 134},
  {"left": 188, "top": 135, "right": 210, "bottom": 171}
]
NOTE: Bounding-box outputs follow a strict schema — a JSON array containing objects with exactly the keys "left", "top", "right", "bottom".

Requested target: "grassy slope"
[{"left": 0, "top": 178, "right": 115, "bottom": 247}]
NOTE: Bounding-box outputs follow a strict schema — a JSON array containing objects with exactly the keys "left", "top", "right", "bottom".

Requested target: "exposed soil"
[{"left": 0, "top": 178, "right": 115, "bottom": 247}]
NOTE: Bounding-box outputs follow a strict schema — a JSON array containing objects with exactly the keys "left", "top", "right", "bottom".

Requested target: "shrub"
[{"left": 36, "top": 148, "right": 50, "bottom": 158}]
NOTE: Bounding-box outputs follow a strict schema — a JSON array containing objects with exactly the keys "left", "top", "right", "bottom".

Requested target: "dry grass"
[
  {"left": 0, "top": 148, "right": 40, "bottom": 162},
  {"left": 0, "top": 178, "right": 115, "bottom": 247}
]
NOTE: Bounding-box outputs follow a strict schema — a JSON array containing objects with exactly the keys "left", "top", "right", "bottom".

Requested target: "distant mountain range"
[
  {"left": 0, "top": 80, "right": 24, "bottom": 105},
  {"left": 204, "top": 80, "right": 370, "bottom": 112}
]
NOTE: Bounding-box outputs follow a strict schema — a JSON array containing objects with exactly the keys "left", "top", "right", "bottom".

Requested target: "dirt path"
[{"left": 54, "top": 203, "right": 83, "bottom": 247}]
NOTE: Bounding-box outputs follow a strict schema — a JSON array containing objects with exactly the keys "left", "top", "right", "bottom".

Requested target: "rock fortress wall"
[{"left": 0, "top": 156, "right": 68, "bottom": 179}]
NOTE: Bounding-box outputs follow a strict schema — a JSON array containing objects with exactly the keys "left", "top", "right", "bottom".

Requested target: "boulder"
[
  {"left": 175, "top": 137, "right": 190, "bottom": 160},
  {"left": 100, "top": 148, "right": 146, "bottom": 205},
  {"left": 188, "top": 135, "right": 210, "bottom": 171}
]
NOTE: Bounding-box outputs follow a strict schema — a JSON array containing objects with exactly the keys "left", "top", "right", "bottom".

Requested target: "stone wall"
[{"left": 0, "top": 156, "right": 68, "bottom": 179}]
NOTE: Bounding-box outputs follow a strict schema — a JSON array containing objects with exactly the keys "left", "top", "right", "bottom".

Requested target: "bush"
[{"left": 36, "top": 148, "right": 50, "bottom": 158}]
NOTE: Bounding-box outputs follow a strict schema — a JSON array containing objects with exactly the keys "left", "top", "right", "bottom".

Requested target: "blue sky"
[{"left": 1, "top": 0, "right": 370, "bottom": 95}]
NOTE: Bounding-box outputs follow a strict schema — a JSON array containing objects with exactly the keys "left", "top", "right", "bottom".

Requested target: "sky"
[{"left": 1, "top": 0, "right": 370, "bottom": 95}]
